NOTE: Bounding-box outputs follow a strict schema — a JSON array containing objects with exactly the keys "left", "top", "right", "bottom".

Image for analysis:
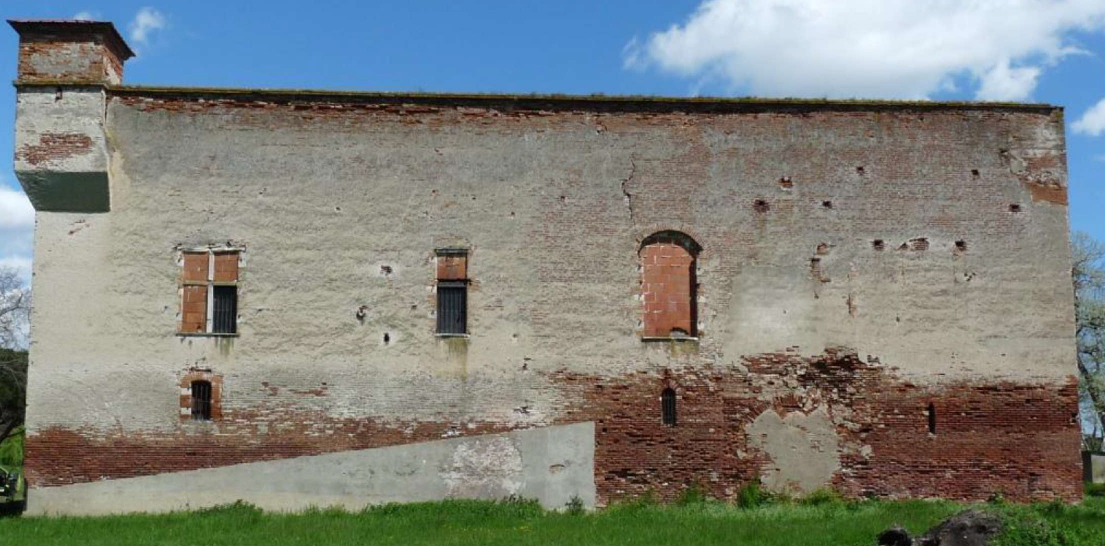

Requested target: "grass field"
[{"left": 0, "top": 494, "right": 1101, "bottom": 546}]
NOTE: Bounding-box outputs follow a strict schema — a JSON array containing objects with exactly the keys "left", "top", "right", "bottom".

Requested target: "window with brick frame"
[
  {"left": 640, "top": 231, "right": 701, "bottom": 339},
  {"left": 191, "top": 380, "right": 213, "bottom": 421},
  {"left": 436, "top": 249, "right": 468, "bottom": 335},
  {"left": 180, "top": 370, "right": 222, "bottom": 422},
  {"left": 180, "top": 249, "right": 240, "bottom": 335}
]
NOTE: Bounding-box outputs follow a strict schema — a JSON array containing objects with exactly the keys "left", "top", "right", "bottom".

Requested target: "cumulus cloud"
[
  {"left": 626, "top": 0, "right": 1105, "bottom": 100},
  {"left": 0, "top": 185, "right": 34, "bottom": 288},
  {"left": 0, "top": 186, "right": 33, "bottom": 231},
  {"left": 1072, "top": 98, "right": 1105, "bottom": 137},
  {"left": 128, "top": 7, "right": 167, "bottom": 47}
]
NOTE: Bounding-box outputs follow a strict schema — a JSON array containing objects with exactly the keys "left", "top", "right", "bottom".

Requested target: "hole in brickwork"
[
  {"left": 927, "top": 402, "right": 937, "bottom": 435},
  {"left": 822, "top": 200, "right": 833, "bottom": 209},
  {"left": 753, "top": 199, "right": 770, "bottom": 213},
  {"left": 380, "top": 265, "right": 393, "bottom": 277},
  {"left": 955, "top": 240, "right": 967, "bottom": 253},
  {"left": 661, "top": 388, "right": 677, "bottom": 427},
  {"left": 909, "top": 238, "right": 929, "bottom": 251},
  {"left": 971, "top": 169, "right": 980, "bottom": 177},
  {"left": 1009, "top": 204, "right": 1022, "bottom": 213},
  {"left": 872, "top": 239, "right": 885, "bottom": 251},
  {"left": 856, "top": 166, "right": 865, "bottom": 175},
  {"left": 779, "top": 176, "right": 793, "bottom": 189},
  {"left": 383, "top": 333, "right": 390, "bottom": 345}
]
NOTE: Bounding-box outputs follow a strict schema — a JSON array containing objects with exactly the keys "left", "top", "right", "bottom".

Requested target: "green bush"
[
  {"left": 0, "top": 426, "right": 23, "bottom": 467},
  {"left": 1085, "top": 482, "right": 1104, "bottom": 497},
  {"left": 799, "top": 488, "right": 844, "bottom": 507},
  {"left": 676, "top": 482, "right": 708, "bottom": 505},
  {"left": 737, "top": 481, "right": 764, "bottom": 509}
]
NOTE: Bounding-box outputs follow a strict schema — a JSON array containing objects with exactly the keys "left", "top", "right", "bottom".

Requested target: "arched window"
[
  {"left": 640, "top": 231, "right": 701, "bottom": 339},
  {"left": 661, "top": 388, "right": 677, "bottom": 427},
  {"left": 191, "top": 380, "right": 213, "bottom": 421}
]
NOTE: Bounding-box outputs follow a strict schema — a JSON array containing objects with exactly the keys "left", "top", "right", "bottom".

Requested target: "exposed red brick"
[{"left": 16, "top": 133, "right": 93, "bottom": 166}]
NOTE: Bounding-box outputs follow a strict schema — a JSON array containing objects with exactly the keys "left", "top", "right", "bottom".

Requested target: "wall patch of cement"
[
  {"left": 747, "top": 406, "right": 841, "bottom": 494},
  {"left": 26, "top": 422, "right": 595, "bottom": 515}
]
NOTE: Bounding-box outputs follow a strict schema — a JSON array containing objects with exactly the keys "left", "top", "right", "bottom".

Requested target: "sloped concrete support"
[{"left": 26, "top": 422, "right": 595, "bottom": 515}]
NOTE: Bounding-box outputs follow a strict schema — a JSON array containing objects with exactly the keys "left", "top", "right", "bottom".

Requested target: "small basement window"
[
  {"left": 662, "top": 388, "right": 677, "bottom": 427},
  {"left": 927, "top": 402, "right": 937, "bottom": 435},
  {"left": 191, "top": 380, "right": 213, "bottom": 421}
]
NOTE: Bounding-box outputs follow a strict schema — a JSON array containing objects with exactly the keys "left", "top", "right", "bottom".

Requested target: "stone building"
[{"left": 9, "top": 20, "right": 1082, "bottom": 515}]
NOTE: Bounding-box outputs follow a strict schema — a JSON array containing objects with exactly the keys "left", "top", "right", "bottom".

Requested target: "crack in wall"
[{"left": 621, "top": 161, "right": 636, "bottom": 222}]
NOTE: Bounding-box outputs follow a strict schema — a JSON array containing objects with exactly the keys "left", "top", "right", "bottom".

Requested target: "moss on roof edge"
[{"left": 14, "top": 81, "right": 1062, "bottom": 113}]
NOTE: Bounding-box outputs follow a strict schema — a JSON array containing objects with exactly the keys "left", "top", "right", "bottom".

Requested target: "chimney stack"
[{"left": 8, "top": 20, "right": 134, "bottom": 85}]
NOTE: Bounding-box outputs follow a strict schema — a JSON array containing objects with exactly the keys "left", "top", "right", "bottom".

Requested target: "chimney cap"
[{"left": 8, "top": 19, "right": 135, "bottom": 60}]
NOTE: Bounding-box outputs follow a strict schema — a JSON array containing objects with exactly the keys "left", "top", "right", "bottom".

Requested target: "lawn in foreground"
[{"left": 0, "top": 496, "right": 1101, "bottom": 546}]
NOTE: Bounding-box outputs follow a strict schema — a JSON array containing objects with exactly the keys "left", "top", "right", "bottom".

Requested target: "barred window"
[
  {"left": 191, "top": 380, "right": 212, "bottom": 421},
  {"left": 662, "top": 388, "right": 677, "bottom": 427},
  {"left": 180, "top": 250, "right": 240, "bottom": 335},
  {"left": 436, "top": 249, "right": 468, "bottom": 335}
]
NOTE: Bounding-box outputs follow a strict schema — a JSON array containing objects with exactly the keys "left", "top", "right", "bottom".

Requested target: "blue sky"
[{"left": 1, "top": 0, "right": 1103, "bottom": 285}]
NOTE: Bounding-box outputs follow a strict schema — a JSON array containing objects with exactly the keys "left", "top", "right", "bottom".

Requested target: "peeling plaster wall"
[{"left": 20, "top": 92, "right": 1080, "bottom": 506}]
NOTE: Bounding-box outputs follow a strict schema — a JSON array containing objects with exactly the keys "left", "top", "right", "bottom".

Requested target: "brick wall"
[{"left": 20, "top": 90, "right": 1079, "bottom": 505}]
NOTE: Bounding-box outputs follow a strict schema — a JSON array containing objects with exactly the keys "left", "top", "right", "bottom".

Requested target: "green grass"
[{"left": 0, "top": 495, "right": 1101, "bottom": 546}]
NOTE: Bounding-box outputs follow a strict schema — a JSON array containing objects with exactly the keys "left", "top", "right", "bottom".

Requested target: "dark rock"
[
  {"left": 877, "top": 527, "right": 913, "bottom": 546},
  {"left": 917, "top": 510, "right": 1003, "bottom": 546}
]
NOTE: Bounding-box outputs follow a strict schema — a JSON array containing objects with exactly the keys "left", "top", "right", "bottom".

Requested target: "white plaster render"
[{"left": 21, "top": 95, "right": 1076, "bottom": 440}]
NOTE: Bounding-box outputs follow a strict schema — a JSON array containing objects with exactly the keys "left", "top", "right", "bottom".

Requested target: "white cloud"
[
  {"left": 73, "top": 11, "right": 101, "bottom": 21},
  {"left": 1072, "top": 98, "right": 1105, "bottom": 136},
  {"left": 626, "top": 0, "right": 1105, "bottom": 100},
  {"left": 128, "top": 7, "right": 167, "bottom": 47},
  {"left": 0, "top": 186, "right": 34, "bottom": 231},
  {"left": 975, "top": 59, "right": 1040, "bottom": 101},
  {"left": 0, "top": 183, "right": 34, "bottom": 289}
]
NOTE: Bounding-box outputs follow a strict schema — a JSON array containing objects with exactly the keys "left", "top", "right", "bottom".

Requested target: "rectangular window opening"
[
  {"left": 180, "top": 249, "right": 240, "bottom": 335},
  {"left": 436, "top": 281, "right": 467, "bottom": 335},
  {"left": 212, "top": 285, "right": 238, "bottom": 334},
  {"left": 191, "top": 381, "right": 212, "bottom": 421}
]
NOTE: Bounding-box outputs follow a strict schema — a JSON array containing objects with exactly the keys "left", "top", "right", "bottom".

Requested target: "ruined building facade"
[{"left": 10, "top": 21, "right": 1082, "bottom": 515}]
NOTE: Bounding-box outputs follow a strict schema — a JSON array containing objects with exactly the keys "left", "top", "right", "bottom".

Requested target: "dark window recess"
[
  {"left": 436, "top": 281, "right": 467, "bottom": 335},
  {"left": 212, "top": 285, "right": 237, "bottom": 334},
  {"left": 927, "top": 402, "right": 937, "bottom": 434},
  {"left": 191, "top": 381, "right": 212, "bottom": 421},
  {"left": 662, "top": 388, "right": 677, "bottom": 427}
]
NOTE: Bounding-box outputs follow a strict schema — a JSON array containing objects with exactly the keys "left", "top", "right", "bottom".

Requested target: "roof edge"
[
  {"left": 15, "top": 82, "right": 1062, "bottom": 113},
  {"left": 8, "top": 19, "right": 135, "bottom": 60}
]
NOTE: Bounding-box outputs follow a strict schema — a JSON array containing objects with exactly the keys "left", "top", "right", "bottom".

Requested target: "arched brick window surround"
[
  {"left": 179, "top": 370, "right": 222, "bottom": 422},
  {"left": 639, "top": 231, "right": 701, "bottom": 339}
]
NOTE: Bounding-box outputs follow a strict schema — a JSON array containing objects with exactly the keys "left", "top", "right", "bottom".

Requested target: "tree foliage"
[{"left": 1072, "top": 232, "right": 1105, "bottom": 451}]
